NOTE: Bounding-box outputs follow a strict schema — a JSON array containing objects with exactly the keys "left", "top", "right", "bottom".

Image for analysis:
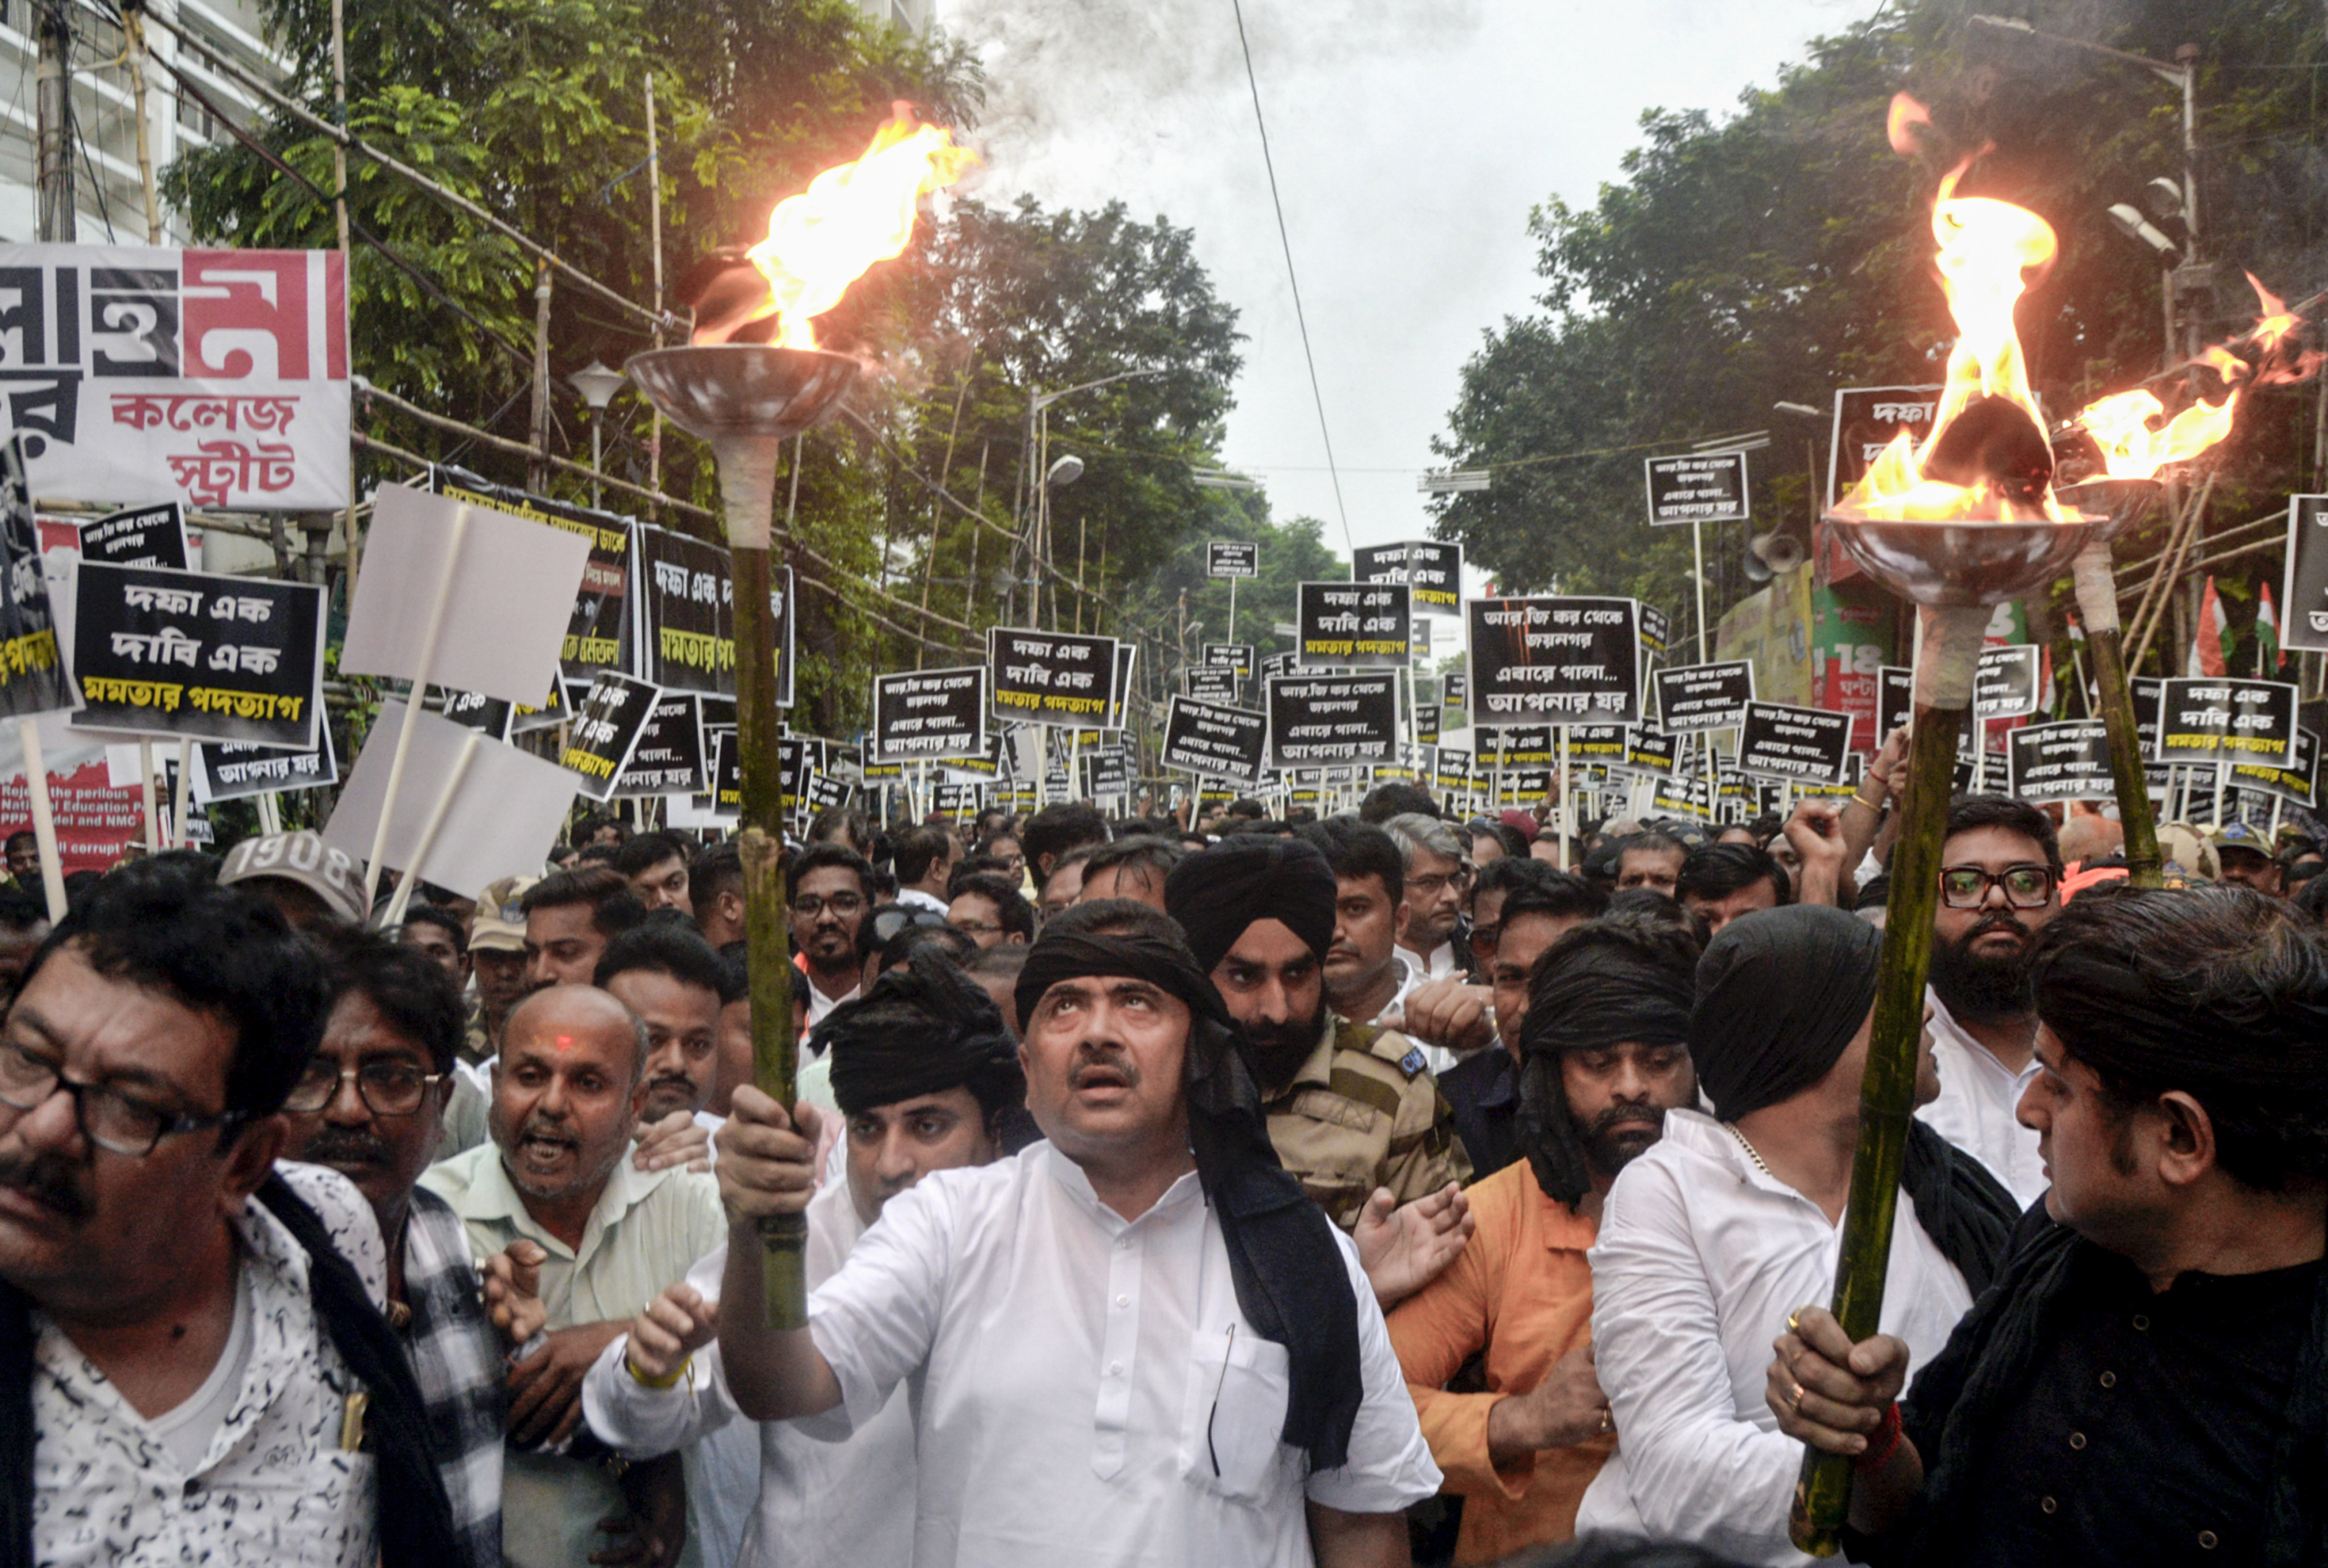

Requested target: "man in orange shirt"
[{"left": 1388, "top": 910, "right": 1701, "bottom": 1563}]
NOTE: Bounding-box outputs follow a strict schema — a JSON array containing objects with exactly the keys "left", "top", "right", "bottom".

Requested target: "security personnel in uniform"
[{"left": 1165, "top": 832, "right": 1471, "bottom": 1231}]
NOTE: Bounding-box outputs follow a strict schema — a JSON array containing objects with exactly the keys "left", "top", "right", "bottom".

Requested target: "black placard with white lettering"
[
  {"left": 196, "top": 725, "right": 339, "bottom": 802},
  {"left": 1183, "top": 666, "right": 1238, "bottom": 704},
  {"left": 1406, "top": 542, "right": 1462, "bottom": 613},
  {"left": 1974, "top": 645, "right": 2042, "bottom": 721},
  {"left": 1161, "top": 697, "right": 1267, "bottom": 784},
  {"left": 2232, "top": 726, "right": 2319, "bottom": 808},
  {"left": 71, "top": 562, "right": 322, "bottom": 747},
  {"left": 1645, "top": 451, "right": 1749, "bottom": 526},
  {"left": 561, "top": 672, "right": 660, "bottom": 802},
  {"left": 1638, "top": 604, "right": 1671, "bottom": 658},
  {"left": 1468, "top": 596, "right": 1641, "bottom": 726},
  {"left": 871, "top": 666, "right": 988, "bottom": 764},
  {"left": 436, "top": 688, "right": 513, "bottom": 742},
  {"left": 2282, "top": 496, "right": 2328, "bottom": 653},
  {"left": 1435, "top": 747, "right": 1471, "bottom": 794},
  {"left": 1206, "top": 540, "right": 1259, "bottom": 580},
  {"left": 2006, "top": 720, "right": 2116, "bottom": 803},
  {"left": 2132, "top": 676, "right": 2161, "bottom": 754},
  {"left": 1299, "top": 581, "right": 1412, "bottom": 668},
  {"left": 1266, "top": 674, "right": 1399, "bottom": 768},
  {"left": 1876, "top": 666, "right": 1914, "bottom": 742},
  {"left": 80, "top": 502, "right": 188, "bottom": 568},
  {"left": 989, "top": 628, "right": 1120, "bottom": 726},
  {"left": 1567, "top": 724, "right": 1629, "bottom": 766},
  {"left": 1203, "top": 643, "right": 1254, "bottom": 678},
  {"left": 426, "top": 464, "right": 635, "bottom": 683},
  {"left": 633, "top": 527, "right": 793, "bottom": 704},
  {"left": 1112, "top": 643, "right": 1136, "bottom": 729},
  {"left": 0, "top": 440, "right": 70, "bottom": 720},
  {"left": 1081, "top": 748, "right": 1131, "bottom": 797},
  {"left": 710, "top": 730, "right": 741, "bottom": 813},
  {"left": 2157, "top": 678, "right": 2297, "bottom": 766},
  {"left": 1655, "top": 661, "right": 1755, "bottom": 732},
  {"left": 614, "top": 691, "right": 707, "bottom": 797},
  {"left": 1735, "top": 701, "right": 1853, "bottom": 784},
  {"left": 1492, "top": 726, "right": 1553, "bottom": 769},
  {"left": 933, "top": 782, "right": 982, "bottom": 816},
  {"left": 1827, "top": 387, "right": 1942, "bottom": 510},
  {"left": 1415, "top": 699, "right": 1440, "bottom": 746},
  {"left": 1619, "top": 725, "right": 1680, "bottom": 776},
  {"left": 1443, "top": 671, "right": 1467, "bottom": 709}
]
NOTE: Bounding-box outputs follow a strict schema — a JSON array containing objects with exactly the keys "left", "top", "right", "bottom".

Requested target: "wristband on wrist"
[
  {"left": 625, "top": 1353, "right": 691, "bottom": 1390},
  {"left": 1856, "top": 1400, "right": 1903, "bottom": 1472}
]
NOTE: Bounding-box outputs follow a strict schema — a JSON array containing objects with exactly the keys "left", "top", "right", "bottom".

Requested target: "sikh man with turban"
[
  {"left": 708, "top": 899, "right": 1441, "bottom": 1567},
  {"left": 1388, "top": 910, "right": 1703, "bottom": 1563},
  {"left": 1774, "top": 885, "right": 2328, "bottom": 1567},
  {"left": 1164, "top": 835, "right": 1474, "bottom": 1305},
  {"left": 1575, "top": 904, "right": 2017, "bottom": 1564},
  {"left": 577, "top": 949, "right": 1029, "bottom": 1568}
]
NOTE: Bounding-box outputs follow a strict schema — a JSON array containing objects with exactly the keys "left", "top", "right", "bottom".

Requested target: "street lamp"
[
  {"left": 1015, "top": 368, "right": 1169, "bottom": 628},
  {"left": 571, "top": 358, "right": 627, "bottom": 508}
]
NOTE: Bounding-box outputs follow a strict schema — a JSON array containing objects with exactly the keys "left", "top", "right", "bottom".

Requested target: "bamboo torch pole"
[
  {"left": 2070, "top": 539, "right": 2163, "bottom": 888},
  {"left": 1791, "top": 600, "right": 1984, "bottom": 1555}
]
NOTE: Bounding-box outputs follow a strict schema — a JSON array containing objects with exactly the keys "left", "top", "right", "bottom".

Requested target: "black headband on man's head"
[
  {"left": 823, "top": 946, "right": 1024, "bottom": 1122},
  {"left": 1691, "top": 904, "right": 1880, "bottom": 1120}
]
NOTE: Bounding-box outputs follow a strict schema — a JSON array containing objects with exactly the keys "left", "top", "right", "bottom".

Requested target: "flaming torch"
[
  {"left": 1792, "top": 99, "right": 2308, "bottom": 1553},
  {"left": 625, "top": 106, "right": 976, "bottom": 1327}
]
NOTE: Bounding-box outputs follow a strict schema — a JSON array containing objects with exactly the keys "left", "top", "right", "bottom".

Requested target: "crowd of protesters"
[{"left": 1, "top": 742, "right": 2325, "bottom": 1568}]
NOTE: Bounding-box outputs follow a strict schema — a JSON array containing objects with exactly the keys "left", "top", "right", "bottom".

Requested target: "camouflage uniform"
[{"left": 1262, "top": 1013, "right": 1472, "bottom": 1230}]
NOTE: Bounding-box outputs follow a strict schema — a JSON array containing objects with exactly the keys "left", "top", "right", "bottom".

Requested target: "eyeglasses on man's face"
[
  {"left": 1938, "top": 864, "right": 2053, "bottom": 910},
  {"left": 0, "top": 1039, "right": 246, "bottom": 1157},
  {"left": 790, "top": 892, "right": 867, "bottom": 920},
  {"left": 281, "top": 1059, "right": 449, "bottom": 1117}
]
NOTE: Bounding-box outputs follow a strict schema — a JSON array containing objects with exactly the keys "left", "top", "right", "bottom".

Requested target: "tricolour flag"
[
  {"left": 2259, "top": 581, "right": 2285, "bottom": 674},
  {"left": 2188, "top": 576, "right": 2230, "bottom": 679}
]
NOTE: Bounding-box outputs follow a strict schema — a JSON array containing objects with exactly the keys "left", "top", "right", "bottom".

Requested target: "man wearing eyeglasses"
[
  {"left": 789, "top": 845, "right": 873, "bottom": 1030},
  {"left": 1384, "top": 814, "right": 1474, "bottom": 984},
  {"left": 1919, "top": 794, "right": 2063, "bottom": 1208},
  {"left": 283, "top": 926, "right": 550, "bottom": 1568}
]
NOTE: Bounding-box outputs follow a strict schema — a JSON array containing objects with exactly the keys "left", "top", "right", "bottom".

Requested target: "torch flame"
[{"left": 696, "top": 104, "right": 978, "bottom": 351}]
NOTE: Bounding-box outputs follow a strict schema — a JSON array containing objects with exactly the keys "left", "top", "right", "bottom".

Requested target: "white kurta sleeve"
[
  {"left": 1304, "top": 1232, "right": 1444, "bottom": 1513},
  {"left": 798, "top": 1176, "right": 955, "bottom": 1441},
  {"left": 582, "top": 1245, "right": 742, "bottom": 1457}
]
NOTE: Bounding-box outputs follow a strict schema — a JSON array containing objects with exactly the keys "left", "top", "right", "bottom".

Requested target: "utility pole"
[{"left": 35, "top": 0, "right": 73, "bottom": 243}]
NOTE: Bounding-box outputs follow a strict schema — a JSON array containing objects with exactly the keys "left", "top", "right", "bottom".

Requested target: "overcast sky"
[{"left": 936, "top": 0, "right": 1874, "bottom": 578}]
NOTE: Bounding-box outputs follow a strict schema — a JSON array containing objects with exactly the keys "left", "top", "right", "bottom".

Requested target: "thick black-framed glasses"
[
  {"left": 0, "top": 1040, "right": 247, "bottom": 1156},
  {"left": 282, "top": 1060, "right": 449, "bottom": 1117},
  {"left": 790, "top": 891, "right": 866, "bottom": 919},
  {"left": 1939, "top": 864, "right": 2054, "bottom": 910}
]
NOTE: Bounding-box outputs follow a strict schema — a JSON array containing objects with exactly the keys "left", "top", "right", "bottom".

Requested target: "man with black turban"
[
  {"left": 1576, "top": 904, "right": 2016, "bottom": 1563},
  {"left": 579, "top": 949, "right": 1025, "bottom": 1568},
  {"left": 1388, "top": 911, "right": 1702, "bottom": 1564},
  {"left": 1775, "top": 883, "right": 2328, "bottom": 1568},
  {"left": 1164, "top": 834, "right": 1473, "bottom": 1307},
  {"left": 705, "top": 899, "right": 1443, "bottom": 1567}
]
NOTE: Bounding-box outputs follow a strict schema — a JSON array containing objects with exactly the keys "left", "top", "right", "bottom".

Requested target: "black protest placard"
[
  {"left": 426, "top": 465, "right": 633, "bottom": 684},
  {"left": 1828, "top": 387, "right": 1942, "bottom": 509},
  {"left": 1161, "top": 696, "right": 1267, "bottom": 783},
  {"left": 614, "top": 692, "right": 707, "bottom": 797},
  {"left": 1651, "top": 770, "right": 1714, "bottom": 821},
  {"left": 2283, "top": 496, "right": 2328, "bottom": 653},
  {"left": 1203, "top": 643, "right": 1254, "bottom": 678},
  {"left": 561, "top": 672, "right": 660, "bottom": 802},
  {"left": 2232, "top": 727, "right": 2319, "bottom": 808},
  {"left": 80, "top": 502, "right": 188, "bottom": 568},
  {"left": 1351, "top": 543, "right": 1409, "bottom": 586},
  {"left": 437, "top": 688, "right": 513, "bottom": 741},
  {"left": 1736, "top": 701, "right": 1853, "bottom": 784},
  {"left": 633, "top": 527, "right": 794, "bottom": 704},
  {"left": 196, "top": 726, "right": 339, "bottom": 803},
  {"left": 1492, "top": 726, "right": 1554, "bottom": 769},
  {"left": 933, "top": 782, "right": 982, "bottom": 816},
  {"left": 2006, "top": 721, "right": 2116, "bottom": 804},
  {"left": 1207, "top": 540, "right": 1259, "bottom": 579},
  {"left": 1644, "top": 451, "right": 1750, "bottom": 526},
  {"left": 1299, "top": 581, "right": 1412, "bottom": 668},
  {"left": 1406, "top": 542, "right": 1462, "bottom": 613},
  {"left": 1415, "top": 699, "right": 1440, "bottom": 746},
  {"left": 1183, "top": 666, "right": 1238, "bottom": 704},
  {"left": 1638, "top": 604, "right": 1672, "bottom": 659},
  {"left": 1082, "top": 747, "right": 1131, "bottom": 797},
  {"left": 1267, "top": 673, "right": 1399, "bottom": 768},
  {"left": 1568, "top": 724, "right": 1630, "bottom": 766},
  {"left": 1468, "top": 596, "right": 1642, "bottom": 726},
  {"left": 709, "top": 730, "right": 741, "bottom": 814},
  {"left": 2158, "top": 678, "right": 2298, "bottom": 767},
  {"left": 1620, "top": 726, "right": 1680, "bottom": 776},
  {"left": 0, "top": 440, "right": 70, "bottom": 720},
  {"left": 1435, "top": 746, "right": 1472, "bottom": 795},
  {"left": 807, "top": 771, "right": 849, "bottom": 812},
  {"left": 1444, "top": 671, "right": 1467, "bottom": 709},
  {"left": 1876, "top": 666, "right": 1913, "bottom": 742},
  {"left": 989, "top": 628, "right": 1119, "bottom": 726},
  {"left": 71, "top": 563, "right": 322, "bottom": 747},
  {"left": 1974, "top": 645, "right": 2043, "bottom": 721},
  {"left": 871, "top": 666, "right": 988, "bottom": 764},
  {"left": 778, "top": 734, "right": 821, "bottom": 812},
  {"left": 1655, "top": 661, "right": 1754, "bottom": 732}
]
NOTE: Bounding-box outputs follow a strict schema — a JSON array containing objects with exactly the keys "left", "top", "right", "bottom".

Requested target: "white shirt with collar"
[
  {"left": 28, "top": 1161, "right": 387, "bottom": 1568},
  {"left": 1915, "top": 989, "right": 2047, "bottom": 1208},
  {"left": 896, "top": 888, "right": 950, "bottom": 915},
  {"left": 584, "top": 1174, "right": 912, "bottom": 1568},
  {"left": 420, "top": 1142, "right": 726, "bottom": 1568},
  {"left": 798, "top": 1140, "right": 1441, "bottom": 1568},
  {"left": 1396, "top": 938, "right": 1461, "bottom": 984},
  {"left": 1576, "top": 1109, "right": 1975, "bottom": 1566}
]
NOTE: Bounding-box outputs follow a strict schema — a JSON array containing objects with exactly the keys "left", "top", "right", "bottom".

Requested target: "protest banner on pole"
[
  {"left": 1266, "top": 672, "right": 1399, "bottom": 768},
  {"left": 1160, "top": 696, "right": 1266, "bottom": 784},
  {"left": 1206, "top": 541, "right": 1259, "bottom": 579},
  {"left": 613, "top": 691, "right": 708, "bottom": 797},
  {"left": 1654, "top": 661, "right": 1755, "bottom": 732},
  {"left": 1202, "top": 643, "right": 1254, "bottom": 678},
  {"left": 871, "top": 666, "right": 989, "bottom": 764},
  {"left": 193, "top": 727, "right": 339, "bottom": 804},
  {"left": 1876, "top": 666, "right": 1914, "bottom": 743},
  {"left": 1468, "top": 595, "right": 1643, "bottom": 727},
  {"left": 2155, "top": 678, "right": 2298, "bottom": 767},
  {"left": 560, "top": 673, "right": 662, "bottom": 802},
  {"left": 0, "top": 439, "right": 77, "bottom": 914},
  {"left": 69, "top": 562, "right": 323, "bottom": 749},
  {"left": 1182, "top": 666, "right": 1238, "bottom": 704},
  {"left": 423, "top": 465, "right": 636, "bottom": 683},
  {"left": 1735, "top": 701, "right": 1854, "bottom": 784},
  {"left": 78, "top": 502, "right": 190, "bottom": 570},
  {"left": 2006, "top": 721, "right": 2117, "bottom": 804},
  {"left": 2280, "top": 496, "right": 2328, "bottom": 654},
  {"left": 989, "top": 628, "right": 1120, "bottom": 727},
  {"left": 436, "top": 688, "right": 514, "bottom": 741},
  {"left": 1298, "top": 581, "right": 1412, "bottom": 668}
]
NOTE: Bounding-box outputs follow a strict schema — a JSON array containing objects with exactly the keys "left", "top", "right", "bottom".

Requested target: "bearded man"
[{"left": 1921, "top": 796, "right": 2063, "bottom": 1208}]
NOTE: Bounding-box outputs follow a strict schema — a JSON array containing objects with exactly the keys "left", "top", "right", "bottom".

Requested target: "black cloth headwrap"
[
  {"left": 1163, "top": 835, "right": 1340, "bottom": 973},
  {"left": 0, "top": 1175, "right": 465, "bottom": 1568},
  {"left": 1692, "top": 904, "right": 1881, "bottom": 1120},
  {"left": 1015, "top": 926, "right": 1364, "bottom": 1471},
  {"left": 824, "top": 946, "right": 1024, "bottom": 1119},
  {"left": 1514, "top": 933, "right": 1696, "bottom": 1208}
]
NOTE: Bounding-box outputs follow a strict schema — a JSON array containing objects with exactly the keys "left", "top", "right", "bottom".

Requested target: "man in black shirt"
[{"left": 1767, "top": 883, "right": 2328, "bottom": 1567}]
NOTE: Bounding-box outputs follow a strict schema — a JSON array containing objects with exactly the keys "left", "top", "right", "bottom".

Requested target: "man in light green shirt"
[{"left": 422, "top": 984, "right": 725, "bottom": 1568}]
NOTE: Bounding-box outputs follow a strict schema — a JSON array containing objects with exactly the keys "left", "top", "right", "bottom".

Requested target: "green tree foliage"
[
  {"left": 1113, "top": 497, "right": 1347, "bottom": 706},
  {"left": 1431, "top": 0, "right": 2328, "bottom": 672}
]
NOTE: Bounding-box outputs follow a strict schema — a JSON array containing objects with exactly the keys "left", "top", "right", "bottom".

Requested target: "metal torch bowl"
[
  {"left": 623, "top": 344, "right": 862, "bottom": 444},
  {"left": 1823, "top": 479, "right": 2162, "bottom": 608}
]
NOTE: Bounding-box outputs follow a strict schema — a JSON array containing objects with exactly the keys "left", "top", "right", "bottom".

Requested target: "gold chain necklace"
[{"left": 1725, "top": 1122, "right": 1774, "bottom": 1178}]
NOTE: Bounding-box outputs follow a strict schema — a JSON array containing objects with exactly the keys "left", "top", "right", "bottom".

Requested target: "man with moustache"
[
  {"left": 708, "top": 899, "right": 1441, "bottom": 1566},
  {"left": 1389, "top": 912, "right": 1704, "bottom": 1562},
  {"left": 580, "top": 949, "right": 1029, "bottom": 1568},
  {"left": 282, "top": 927, "right": 550, "bottom": 1568},
  {"left": 1164, "top": 835, "right": 1471, "bottom": 1267},
  {"left": 1921, "top": 796, "right": 2063, "bottom": 1208},
  {"left": 0, "top": 867, "right": 462, "bottom": 1567},
  {"left": 420, "top": 985, "right": 724, "bottom": 1568},
  {"left": 596, "top": 922, "right": 739, "bottom": 1130},
  {"left": 789, "top": 845, "right": 873, "bottom": 1029}
]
